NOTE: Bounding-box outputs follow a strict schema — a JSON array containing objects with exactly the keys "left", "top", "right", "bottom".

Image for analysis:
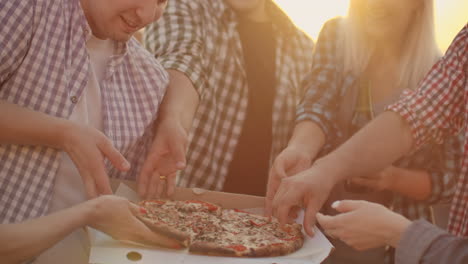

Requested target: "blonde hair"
[{"left": 339, "top": 0, "right": 440, "bottom": 89}]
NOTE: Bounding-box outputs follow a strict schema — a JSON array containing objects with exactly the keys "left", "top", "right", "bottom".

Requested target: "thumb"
[{"left": 331, "top": 200, "right": 365, "bottom": 213}]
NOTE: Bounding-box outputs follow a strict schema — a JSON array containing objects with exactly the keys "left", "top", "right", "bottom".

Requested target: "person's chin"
[{"left": 110, "top": 31, "right": 133, "bottom": 42}]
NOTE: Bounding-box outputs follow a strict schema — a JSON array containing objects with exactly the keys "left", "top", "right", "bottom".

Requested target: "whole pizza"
[{"left": 136, "top": 199, "right": 304, "bottom": 257}]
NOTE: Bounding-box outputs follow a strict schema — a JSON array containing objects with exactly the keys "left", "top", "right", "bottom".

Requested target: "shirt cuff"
[
  {"left": 395, "top": 220, "right": 446, "bottom": 264},
  {"left": 159, "top": 59, "right": 205, "bottom": 96},
  {"left": 295, "top": 111, "right": 333, "bottom": 141}
]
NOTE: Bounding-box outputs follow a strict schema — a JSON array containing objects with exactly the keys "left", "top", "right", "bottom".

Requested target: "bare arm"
[
  {"left": 353, "top": 166, "right": 432, "bottom": 201},
  {"left": 287, "top": 121, "right": 326, "bottom": 160},
  {"left": 390, "top": 168, "right": 431, "bottom": 200},
  {"left": 0, "top": 101, "right": 68, "bottom": 148},
  {"left": 0, "top": 196, "right": 180, "bottom": 264},
  {"left": 138, "top": 69, "right": 200, "bottom": 198},
  {"left": 0, "top": 101, "right": 129, "bottom": 197},
  {"left": 320, "top": 111, "right": 414, "bottom": 184},
  {"left": 271, "top": 111, "right": 414, "bottom": 235},
  {"left": 158, "top": 69, "right": 199, "bottom": 132},
  {"left": 0, "top": 199, "right": 92, "bottom": 263}
]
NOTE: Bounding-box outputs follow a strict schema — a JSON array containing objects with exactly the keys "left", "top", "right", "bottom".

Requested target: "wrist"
[
  {"left": 54, "top": 119, "right": 76, "bottom": 151},
  {"left": 73, "top": 198, "right": 99, "bottom": 228},
  {"left": 386, "top": 214, "right": 411, "bottom": 247}
]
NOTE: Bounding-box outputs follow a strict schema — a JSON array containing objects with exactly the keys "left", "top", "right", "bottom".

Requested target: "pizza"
[{"left": 136, "top": 199, "right": 304, "bottom": 257}]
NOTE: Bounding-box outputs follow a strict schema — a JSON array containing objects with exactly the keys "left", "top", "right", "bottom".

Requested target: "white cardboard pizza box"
[{"left": 88, "top": 180, "right": 333, "bottom": 264}]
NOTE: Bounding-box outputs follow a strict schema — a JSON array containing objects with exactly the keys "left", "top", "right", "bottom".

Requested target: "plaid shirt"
[
  {"left": 297, "top": 18, "right": 461, "bottom": 222},
  {"left": 145, "top": 0, "right": 314, "bottom": 191},
  {"left": 388, "top": 24, "right": 468, "bottom": 237},
  {"left": 0, "top": 0, "right": 168, "bottom": 224}
]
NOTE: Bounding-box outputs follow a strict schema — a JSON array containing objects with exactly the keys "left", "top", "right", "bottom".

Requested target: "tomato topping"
[
  {"left": 139, "top": 207, "right": 148, "bottom": 214},
  {"left": 227, "top": 244, "right": 247, "bottom": 251},
  {"left": 280, "top": 236, "right": 298, "bottom": 241},
  {"left": 149, "top": 200, "right": 166, "bottom": 205},
  {"left": 281, "top": 225, "right": 292, "bottom": 233},
  {"left": 249, "top": 219, "right": 267, "bottom": 227},
  {"left": 185, "top": 200, "right": 218, "bottom": 211},
  {"left": 233, "top": 208, "right": 249, "bottom": 214},
  {"left": 271, "top": 243, "right": 283, "bottom": 247}
]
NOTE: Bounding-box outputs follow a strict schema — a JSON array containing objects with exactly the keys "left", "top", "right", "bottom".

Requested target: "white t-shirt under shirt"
[{"left": 34, "top": 36, "right": 114, "bottom": 264}]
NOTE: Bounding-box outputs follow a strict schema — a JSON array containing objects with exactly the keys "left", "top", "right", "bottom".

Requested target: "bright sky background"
[{"left": 274, "top": 0, "right": 467, "bottom": 52}]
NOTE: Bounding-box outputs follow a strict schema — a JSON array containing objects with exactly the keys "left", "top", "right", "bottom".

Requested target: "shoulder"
[{"left": 125, "top": 38, "right": 169, "bottom": 83}]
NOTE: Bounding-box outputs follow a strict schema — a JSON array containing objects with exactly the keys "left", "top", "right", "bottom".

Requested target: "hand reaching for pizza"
[
  {"left": 265, "top": 145, "right": 312, "bottom": 218},
  {"left": 316, "top": 200, "right": 411, "bottom": 250},
  {"left": 270, "top": 165, "right": 335, "bottom": 237},
  {"left": 138, "top": 118, "right": 187, "bottom": 199},
  {"left": 61, "top": 122, "right": 130, "bottom": 198},
  {"left": 87, "top": 195, "right": 181, "bottom": 248}
]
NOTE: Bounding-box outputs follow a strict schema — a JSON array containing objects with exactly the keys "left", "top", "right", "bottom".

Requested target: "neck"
[{"left": 373, "top": 39, "right": 404, "bottom": 62}]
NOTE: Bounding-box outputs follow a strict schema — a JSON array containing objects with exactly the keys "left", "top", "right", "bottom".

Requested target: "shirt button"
[{"left": 70, "top": 96, "right": 78, "bottom": 104}]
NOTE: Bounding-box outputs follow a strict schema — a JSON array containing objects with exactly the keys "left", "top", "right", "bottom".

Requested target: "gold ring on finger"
[{"left": 159, "top": 175, "right": 167, "bottom": 180}]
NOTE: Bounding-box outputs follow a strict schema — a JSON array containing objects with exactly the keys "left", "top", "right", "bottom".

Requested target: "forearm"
[
  {"left": 317, "top": 111, "right": 414, "bottom": 183},
  {"left": 0, "top": 101, "right": 70, "bottom": 149},
  {"left": 288, "top": 121, "right": 325, "bottom": 161},
  {"left": 391, "top": 168, "right": 431, "bottom": 201},
  {"left": 0, "top": 200, "right": 94, "bottom": 263},
  {"left": 158, "top": 69, "right": 199, "bottom": 132}
]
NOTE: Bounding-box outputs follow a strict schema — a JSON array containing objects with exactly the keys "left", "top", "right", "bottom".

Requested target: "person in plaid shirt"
[
  {"left": 269, "top": 24, "right": 468, "bottom": 264},
  {"left": 140, "top": 0, "right": 314, "bottom": 198},
  {"left": 0, "top": 0, "right": 173, "bottom": 262},
  {"left": 266, "top": 0, "right": 461, "bottom": 263}
]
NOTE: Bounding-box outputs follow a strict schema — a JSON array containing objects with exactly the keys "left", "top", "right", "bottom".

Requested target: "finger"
[
  {"left": 265, "top": 163, "right": 286, "bottom": 216},
  {"left": 273, "top": 188, "right": 297, "bottom": 227},
  {"left": 324, "top": 228, "right": 341, "bottom": 240},
  {"left": 170, "top": 140, "right": 187, "bottom": 171},
  {"left": 137, "top": 154, "right": 156, "bottom": 198},
  {"left": 332, "top": 200, "right": 365, "bottom": 213},
  {"left": 303, "top": 202, "right": 320, "bottom": 237},
  {"left": 98, "top": 137, "right": 130, "bottom": 172},
  {"left": 129, "top": 202, "right": 144, "bottom": 215},
  {"left": 156, "top": 176, "right": 165, "bottom": 198},
  {"left": 350, "top": 177, "right": 377, "bottom": 188},
  {"left": 89, "top": 158, "right": 113, "bottom": 195},
  {"left": 316, "top": 212, "right": 339, "bottom": 231},
  {"left": 146, "top": 171, "right": 160, "bottom": 199},
  {"left": 82, "top": 172, "right": 99, "bottom": 198},
  {"left": 166, "top": 172, "right": 177, "bottom": 197},
  {"left": 288, "top": 206, "right": 300, "bottom": 221}
]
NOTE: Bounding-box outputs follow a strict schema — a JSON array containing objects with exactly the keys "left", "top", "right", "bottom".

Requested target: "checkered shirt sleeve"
[
  {"left": 296, "top": 19, "right": 341, "bottom": 142},
  {"left": 387, "top": 25, "right": 468, "bottom": 149},
  {"left": 0, "top": 0, "right": 34, "bottom": 84},
  {"left": 388, "top": 24, "right": 468, "bottom": 236},
  {"left": 145, "top": 0, "right": 206, "bottom": 95}
]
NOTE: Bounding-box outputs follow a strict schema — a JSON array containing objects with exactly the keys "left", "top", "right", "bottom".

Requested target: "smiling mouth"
[{"left": 120, "top": 16, "right": 140, "bottom": 33}]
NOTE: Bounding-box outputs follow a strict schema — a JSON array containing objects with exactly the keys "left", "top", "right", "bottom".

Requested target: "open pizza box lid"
[{"left": 87, "top": 180, "right": 333, "bottom": 264}]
